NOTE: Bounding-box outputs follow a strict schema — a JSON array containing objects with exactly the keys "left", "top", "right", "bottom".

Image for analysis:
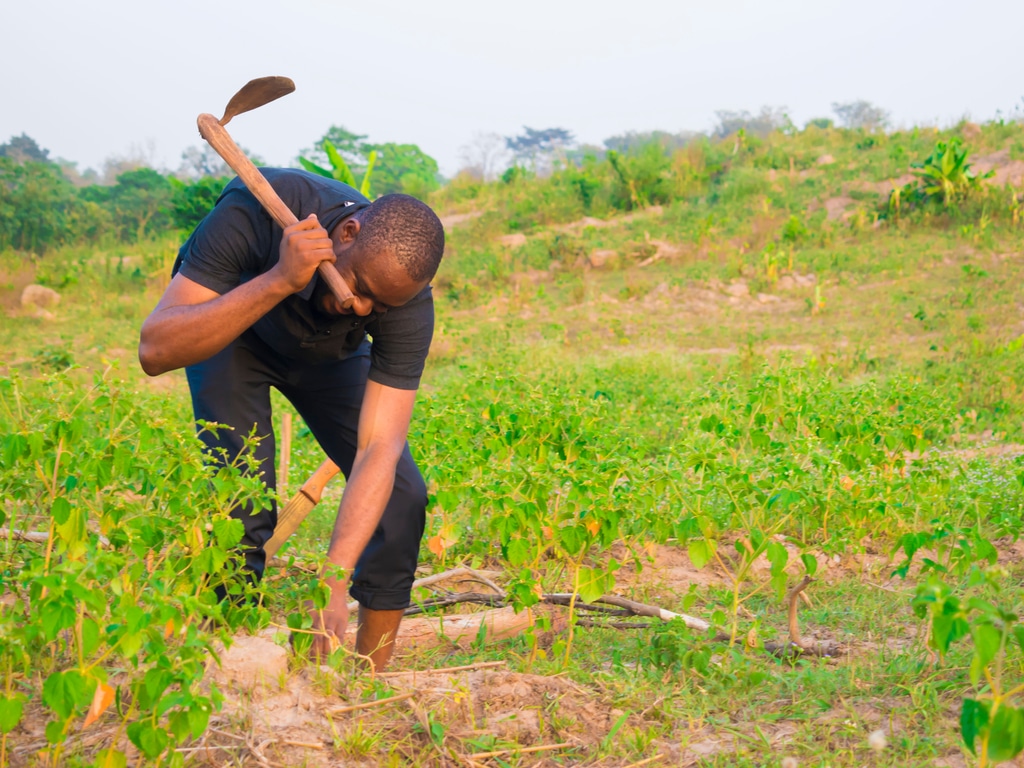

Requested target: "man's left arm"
[{"left": 311, "top": 380, "right": 417, "bottom": 654}]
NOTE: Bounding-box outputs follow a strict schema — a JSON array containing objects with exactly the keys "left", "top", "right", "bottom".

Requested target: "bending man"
[{"left": 139, "top": 168, "right": 445, "bottom": 669}]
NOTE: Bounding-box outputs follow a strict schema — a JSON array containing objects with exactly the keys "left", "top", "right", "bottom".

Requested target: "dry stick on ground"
[
  {"left": 621, "top": 754, "right": 666, "bottom": 768},
  {"left": 325, "top": 691, "right": 416, "bottom": 715},
  {"left": 378, "top": 660, "right": 506, "bottom": 677},
  {"left": 467, "top": 742, "right": 574, "bottom": 760}
]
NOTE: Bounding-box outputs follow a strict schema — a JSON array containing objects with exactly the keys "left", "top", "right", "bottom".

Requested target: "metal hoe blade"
[{"left": 218, "top": 76, "right": 295, "bottom": 126}]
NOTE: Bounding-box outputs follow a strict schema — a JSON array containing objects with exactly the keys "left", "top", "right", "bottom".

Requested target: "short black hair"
[{"left": 356, "top": 194, "right": 445, "bottom": 283}]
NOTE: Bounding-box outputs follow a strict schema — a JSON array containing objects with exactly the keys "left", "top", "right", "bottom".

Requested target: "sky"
[{"left": 3, "top": 0, "right": 1022, "bottom": 178}]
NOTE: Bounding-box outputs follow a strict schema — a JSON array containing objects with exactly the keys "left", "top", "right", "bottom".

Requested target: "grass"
[{"left": 1, "top": 118, "right": 1023, "bottom": 766}]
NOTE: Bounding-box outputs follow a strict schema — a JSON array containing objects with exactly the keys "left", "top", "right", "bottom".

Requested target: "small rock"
[
  {"left": 777, "top": 275, "right": 796, "bottom": 290},
  {"left": 756, "top": 293, "right": 780, "bottom": 304},
  {"left": 21, "top": 284, "right": 60, "bottom": 309},
  {"left": 868, "top": 729, "right": 888, "bottom": 751},
  {"left": 817, "top": 154, "right": 835, "bottom": 165},
  {"left": 793, "top": 273, "right": 817, "bottom": 287},
  {"left": 588, "top": 249, "right": 619, "bottom": 269},
  {"left": 725, "top": 281, "right": 749, "bottom": 298}
]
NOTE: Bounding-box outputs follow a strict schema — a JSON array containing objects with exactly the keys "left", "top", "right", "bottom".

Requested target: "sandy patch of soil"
[
  {"left": 973, "top": 148, "right": 1024, "bottom": 187},
  {"left": 438, "top": 210, "right": 484, "bottom": 229}
]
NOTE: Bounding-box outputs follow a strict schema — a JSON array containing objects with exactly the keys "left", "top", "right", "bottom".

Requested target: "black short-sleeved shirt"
[{"left": 172, "top": 169, "right": 434, "bottom": 391}]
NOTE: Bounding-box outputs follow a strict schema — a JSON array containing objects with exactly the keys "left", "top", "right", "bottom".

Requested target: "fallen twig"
[
  {"left": 467, "top": 741, "right": 573, "bottom": 760},
  {"left": 325, "top": 691, "right": 416, "bottom": 715},
  {"left": 0, "top": 527, "right": 110, "bottom": 547},
  {"left": 411, "top": 567, "right": 506, "bottom": 597},
  {"left": 379, "top": 660, "right": 507, "bottom": 677},
  {"left": 577, "top": 619, "right": 652, "bottom": 629},
  {"left": 545, "top": 593, "right": 711, "bottom": 633},
  {"left": 622, "top": 754, "right": 666, "bottom": 768}
]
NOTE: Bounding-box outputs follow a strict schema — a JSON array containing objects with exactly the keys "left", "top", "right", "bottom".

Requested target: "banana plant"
[
  {"left": 912, "top": 138, "right": 992, "bottom": 206},
  {"left": 299, "top": 140, "right": 377, "bottom": 198}
]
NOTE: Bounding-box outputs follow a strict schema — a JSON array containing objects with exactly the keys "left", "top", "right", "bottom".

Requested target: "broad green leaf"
[
  {"left": 0, "top": 695, "right": 24, "bottom": 734},
  {"left": 577, "top": 566, "right": 612, "bottom": 604},
  {"left": 212, "top": 516, "right": 244, "bottom": 549},
  {"left": 43, "top": 670, "right": 90, "bottom": 719},
  {"left": 688, "top": 539, "right": 713, "bottom": 570},
  {"left": 298, "top": 156, "right": 332, "bottom": 179},
  {"left": 961, "top": 698, "right": 989, "bottom": 755},
  {"left": 800, "top": 553, "right": 818, "bottom": 576},
  {"left": 187, "top": 698, "right": 213, "bottom": 739},
  {"left": 766, "top": 541, "right": 788, "bottom": 574},
  {"left": 126, "top": 720, "right": 169, "bottom": 759},
  {"left": 505, "top": 538, "right": 530, "bottom": 567},
  {"left": 970, "top": 623, "right": 1002, "bottom": 685},
  {"left": 91, "top": 748, "right": 127, "bottom": 768},
  {"left": 360, "top": 150, "right": 377, "bottom": 197},
  {"left": 987, "top": 704, "right": 1024, "bottom": 763},
  {"left": 51, "top": 496, "right": 72, "bottom": 525}
]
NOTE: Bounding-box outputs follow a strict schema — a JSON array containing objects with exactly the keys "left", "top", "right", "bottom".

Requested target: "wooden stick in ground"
[
  {"left": 787, "top": 575, "right": 814, "bottom": 649},
  {"left": 278, "top": 411, "right": 292, "bottom": 496}
]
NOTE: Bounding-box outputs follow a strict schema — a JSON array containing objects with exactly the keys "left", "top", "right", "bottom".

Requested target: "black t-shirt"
[{"left": 172, "top": 169, "right": 434, "bottom": 391}]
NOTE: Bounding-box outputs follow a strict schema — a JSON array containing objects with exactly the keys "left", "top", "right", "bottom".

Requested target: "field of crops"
[{"left": 2, "top": 120, "right": 1024, "bottom": 766}]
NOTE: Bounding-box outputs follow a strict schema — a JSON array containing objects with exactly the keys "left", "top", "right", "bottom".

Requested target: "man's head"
[{"left": 327, "top": 194, "right": 445, "bottom": 316}]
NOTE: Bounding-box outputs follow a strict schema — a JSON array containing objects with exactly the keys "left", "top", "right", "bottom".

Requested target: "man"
[{"left": 138, "top": 168, "right": 445, "bottom": 670}]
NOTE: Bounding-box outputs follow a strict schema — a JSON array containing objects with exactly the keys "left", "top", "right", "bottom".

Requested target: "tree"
[
  {"left": 0, "top": 134, "right": 50, "bottom": 164},
  {"left": 832, "top": 100, "right": 890, "bottom": 131},
  {"left": 176, "top": 145, "right": 231, "bottom": 180},
  {"left": 713, "top": 107, "right": 790, "bottom": 138},
  {"left": 170, "top": 176, "right": 228, "bottom": 231},
  {"left": 603, "top": 130, "right": 699, "bottom": 154},
  {"left": 0, "top": 158, "right": 92, "bottom": 252},
  {"left": 82, "top": 167, "right": 173, "bottom": 242},
  {"left": 505, "top": 127, "right": 575, "bottom": 175},
  {"left": 457, "top": 132, "right": 508, "bottom": 182},
  {"left": 364, "top": 142, "right": 439, "bottom": 199}
]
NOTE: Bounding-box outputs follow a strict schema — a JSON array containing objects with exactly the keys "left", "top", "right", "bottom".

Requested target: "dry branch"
[
  {"left": 467, "top": 741, "right": 573, "bottom": 760},
  {"left": 325, "top": 691, "right": 416, "bottom": 715},
  {"left": 378, "top": 660, "right": 506, "bottom": 677}
]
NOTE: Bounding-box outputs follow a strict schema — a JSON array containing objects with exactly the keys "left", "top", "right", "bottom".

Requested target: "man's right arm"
[{"left": 138, "top": 214, "right": 334, "bottom": 376}]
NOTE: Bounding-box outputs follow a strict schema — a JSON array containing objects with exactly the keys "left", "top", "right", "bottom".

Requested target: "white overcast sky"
[{"left": 3, "top": 0, "right": 1022, "bottom": 177}]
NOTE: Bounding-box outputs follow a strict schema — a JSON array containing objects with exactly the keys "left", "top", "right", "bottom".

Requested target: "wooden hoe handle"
[
  {"left": 196, "top": 113, "right": 354, "bottom": 305},
  {"left": 264, "top": 458, "right": 341, "bottom": 559}
]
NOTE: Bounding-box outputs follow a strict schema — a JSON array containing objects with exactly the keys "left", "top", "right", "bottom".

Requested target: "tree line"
[{"left": 0, "top": 129, "right": 443, "bottom": 254}]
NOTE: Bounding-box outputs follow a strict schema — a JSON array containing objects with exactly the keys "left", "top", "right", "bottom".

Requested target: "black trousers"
[{"left": 185, "top": 330, "right": 427, "bottom": 610}]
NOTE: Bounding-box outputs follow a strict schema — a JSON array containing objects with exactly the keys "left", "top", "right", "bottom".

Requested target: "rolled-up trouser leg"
[
  {"left": 281, "top": 349, "right": 428, "bottom": 611},
  {"left": 185, "top": 331, "right": 281, "bottom": 579}
]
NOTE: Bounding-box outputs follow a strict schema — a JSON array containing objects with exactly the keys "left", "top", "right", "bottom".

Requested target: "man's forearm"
[
  {"left": 139, "top": 272, "right": 292, "bottom": 375},
  {"left": 323, "top": 443, "right": 402, "bottom": 579}
]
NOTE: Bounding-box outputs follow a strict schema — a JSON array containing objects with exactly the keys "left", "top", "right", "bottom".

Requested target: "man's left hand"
[{"left": 309, "top": 576, "right": 350, "bottom": 659}]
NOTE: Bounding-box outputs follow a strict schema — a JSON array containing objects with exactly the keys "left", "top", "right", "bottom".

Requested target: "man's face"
[{"left": 320, "top": 245, "right": 426, "bottom": 317}]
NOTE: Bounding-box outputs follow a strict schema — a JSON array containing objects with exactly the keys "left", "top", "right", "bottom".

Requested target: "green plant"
[
  {"left": 910, "top": 138, "right": 992, "bottom": 207},
  {"left": 913, "top": 573, "right": 1024, "bottom": 766},
  {"left": 300, "top": 140, "right": 377, "bottom": 197}
]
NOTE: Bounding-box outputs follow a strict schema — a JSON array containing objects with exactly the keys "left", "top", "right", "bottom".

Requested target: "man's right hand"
[{"left": 272, "top": 214, "right": 336, "bottom": 294}]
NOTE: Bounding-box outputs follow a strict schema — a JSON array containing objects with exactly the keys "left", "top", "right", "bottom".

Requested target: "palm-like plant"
[
  {"left": 912, "top": 138, "right": 991, "bottom": 206},
  {"left": 299, "top": 140, "right": 377, "bottom": 198}
]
